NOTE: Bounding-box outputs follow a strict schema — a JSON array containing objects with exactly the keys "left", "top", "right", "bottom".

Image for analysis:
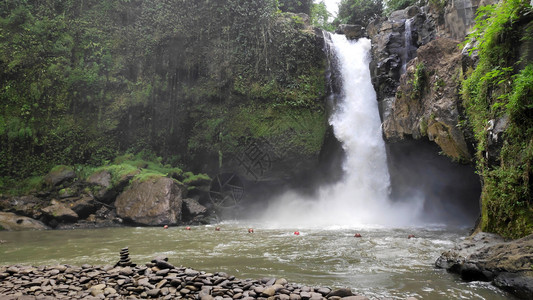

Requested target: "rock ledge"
[{"left": 436, "top": 232, "right": 533, "bottom": 299}]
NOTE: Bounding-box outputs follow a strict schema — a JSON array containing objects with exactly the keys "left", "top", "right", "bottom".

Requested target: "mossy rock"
[{"left": 43, "top": 166, "right": 76, "bottom": 187}]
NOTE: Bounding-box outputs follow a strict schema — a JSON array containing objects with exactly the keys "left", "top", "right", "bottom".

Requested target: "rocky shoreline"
[
  {"left": 436, "top": 232, "right": 533, "bottom": 299},
  {"left": 0, "top": 250, "right": 407, "bottom": 300}
]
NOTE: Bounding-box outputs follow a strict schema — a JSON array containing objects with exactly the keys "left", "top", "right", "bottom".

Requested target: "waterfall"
[
  {"left": 257, "top": 33, "right": 424, "bottom": 229},
  {"left": 401, "top": 18, "right": 413, "bottom": 74}
]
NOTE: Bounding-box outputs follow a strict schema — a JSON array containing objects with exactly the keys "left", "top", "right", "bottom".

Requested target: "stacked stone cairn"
[
  {"left": 116, "top": 247, "right": 134, "bottom": 268},
  {"left": 0, "top": 247, "right": 409, "bottom": 300}
]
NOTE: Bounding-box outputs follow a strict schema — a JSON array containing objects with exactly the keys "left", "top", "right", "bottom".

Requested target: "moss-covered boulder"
[
  {"left": 115, "top": 176, "right": 184, "bottom": 226},
  {"left": 43, "top": 166, "right": 76, "bottom": 188}
]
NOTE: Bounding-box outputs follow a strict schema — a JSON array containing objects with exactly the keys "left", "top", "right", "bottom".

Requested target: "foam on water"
[{"left": 255, "top": 34, "right": 426, "bottom": 229}]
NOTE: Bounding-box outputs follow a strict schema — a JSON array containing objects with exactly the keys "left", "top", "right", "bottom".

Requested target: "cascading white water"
[
  {"left": 401, "top": 18, "right": 414, "bottom": 74},
  {"left": 257, "top": 33, "right": 424, "bottom": 229}
]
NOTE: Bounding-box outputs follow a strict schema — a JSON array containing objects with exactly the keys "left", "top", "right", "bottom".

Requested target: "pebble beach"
[{"left": 0, "top": 247, "right": 416, "bottom": 300}]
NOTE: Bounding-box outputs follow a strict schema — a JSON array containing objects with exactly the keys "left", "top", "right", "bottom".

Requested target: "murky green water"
[{"left": 0, "top": 223, "right": 514, "bottom": 299}]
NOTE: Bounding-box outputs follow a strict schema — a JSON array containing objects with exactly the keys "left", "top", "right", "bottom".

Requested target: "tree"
[
  {"left": 336, "top": 0, "right": 383, "bottom": 26},
  {"left": 278, "top": 0, "right": 313, "bottom": 15},
  {"left": 311, "top": 1, "right": 335, "bottom": 31}
]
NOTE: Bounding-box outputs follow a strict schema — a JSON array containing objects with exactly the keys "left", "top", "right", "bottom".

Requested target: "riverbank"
[
  {"left": 0, "top": 252, "right": 406, "bottom": 300},
  {"left": 436, "top": 232, "right": 533, "bottom": 299}
]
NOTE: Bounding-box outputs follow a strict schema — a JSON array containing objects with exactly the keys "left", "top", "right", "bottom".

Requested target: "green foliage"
[
  {"left": 336, "top": 0, "right": 383, "bottom": 26},
  {"left": 410, "top": 62, "right": 426, "bottom": 97},
  {"left": 461, "top": 0, "right": 533, "bottom": 238},
  {"left": 383, "top": 0, "right": 419, "bottom": 16},
  {"left": 0, "top": 175, "right": 44, "bottom": 196},
  {"left": 183, "top": 172, "right": 211, "bottom": 185},
  {"left": 0, "top": 0, "right": 327, "bottom": 190},
  {"left": 311, "top": 1, "right": 335, "bottom": 31},
  {"left": 85, "top": 151, "right": 210, "bottom": 187},
  {"left": 278, "top": 0, "right": 313, "bottom": 14}
]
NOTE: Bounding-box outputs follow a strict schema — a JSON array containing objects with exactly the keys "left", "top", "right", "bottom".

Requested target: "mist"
[
  {"left": 245, "top": 34, "right": 426, "bottom": 229},
  {"left": 244, "top": 33, "right": 480, "bottom": 230}
]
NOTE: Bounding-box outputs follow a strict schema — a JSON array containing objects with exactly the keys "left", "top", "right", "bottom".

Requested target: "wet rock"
[
  {"left": 327, "top": 288, "right": 353, "bottom": 297},
  {"left": 70, "top": 196, "right": 98, "bottom": 219},
  {"left": 41, "top": 200, "right": 79, "bottom": 224},
  {"left": 87, "top": 170, "right": 112, "bottom": 188},
  {"left": 493, "top": 272, "right": 533, "bottom": 299},
  {"left": 43, "top": 165, "right": 76, "bottom": 187},
  {"left": 336, "top": 24, "right": 365, "bottom": 40},
  {"left": 152, "top": 259, "right": 175, "bottom": 270},
  {"left": 0, "top": 195, "right": 43, "bottom": 219},
  {"left": 182, "top": 198, "right": 208, "bottom": 223},
  {"left": 115, "top": 177, "right": 184, "bottom": 226},
  {"left": 436, "top": 232, "right": 533, "bottom": 299},
  {"left": 382, "top": 37, "right": 472, "bottom": 161},
  {"left": 0, "top": 212, "right": 49, "bottom": 231}
]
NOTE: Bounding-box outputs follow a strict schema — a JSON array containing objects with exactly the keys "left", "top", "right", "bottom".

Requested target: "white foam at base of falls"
[{"left": 257, "top": 34, "right": 425, "bottom": 229}]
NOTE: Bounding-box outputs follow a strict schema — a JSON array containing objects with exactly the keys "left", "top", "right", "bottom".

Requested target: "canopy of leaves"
[
  {"left": 279, "top": 0, "right": 313, "bottom": 14},
  {"left": 336, "top": 0, "right": 383, "bottom": 26},
  {"left": 311, "top": 1, "right": 335, "bottom": 31},
  {"left": 0, "top": 0, "right": 327, "bottom": 190}
]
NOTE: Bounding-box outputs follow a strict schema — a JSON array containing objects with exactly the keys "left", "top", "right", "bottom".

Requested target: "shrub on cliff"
[{"left": 461, "top": 0, "right": 533, "bottom": 238}]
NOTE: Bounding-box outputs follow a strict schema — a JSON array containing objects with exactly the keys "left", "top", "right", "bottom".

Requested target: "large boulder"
[
  {"left": 87, "top": 169, "right": 138, "bottom": 203},
  {"left": 383, "top": 37, "right": 472, "bottom": 161},
  {"left": 0, "top": 212, "right": 49, "bottom": 231},
  {"left": 436, "top": 232, "right": 533, "bottom": 299},
  {"left": 87, "top": 170, "right": 112, "bottom": 188},
  {"left": 41, "top": 200, "right": 79, "bottom": 224},
  {"left": 115, "top": 177, "right": 184, "bottom": 226},
  {"left": 43, "top": 165, "right": 76, "bottom": 187},
  {"left": 335, "top": 24, "right": 365, "bottom": 40}
]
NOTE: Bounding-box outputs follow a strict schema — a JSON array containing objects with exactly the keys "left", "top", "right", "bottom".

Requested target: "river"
[
  {"left": 0, "top": 25, "right": 507, "bottom": 300},
  {"left": 0, "top": 223, "right": 514, "bottom": 299}
]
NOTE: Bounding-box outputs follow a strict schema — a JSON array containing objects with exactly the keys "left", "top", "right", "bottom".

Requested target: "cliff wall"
[
  {"left": 371, "top": 0, "right": 532, "bottom": 237},
  {"left": 0, "top": 0, "right": 331, "bottom": 194}
]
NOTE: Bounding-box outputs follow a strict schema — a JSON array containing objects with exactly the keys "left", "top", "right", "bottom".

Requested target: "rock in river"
[
  {"left": 115, "top": 176, "right": 184, "bottom": 226},
  {"left": 436, "top": 232, "right": 533, "bottom": 299}
]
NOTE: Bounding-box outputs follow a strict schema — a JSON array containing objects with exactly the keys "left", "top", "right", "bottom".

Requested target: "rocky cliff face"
[
  {"left": 367, "top": 3, "right": 496, "bottom": 222},
  {"left": 0, "top": 1, "right": 331, "bottom": 197},
  {"left": 371, "top": 1, "right": 495, "bottom": 150},
  {"left": 383, "top": 37, "right": 472, "bottom": 162}
]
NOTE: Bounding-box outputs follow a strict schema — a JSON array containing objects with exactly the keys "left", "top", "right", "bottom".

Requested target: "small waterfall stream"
[{"left": 401, "top": 18, "right": 414, "bottom": 74}]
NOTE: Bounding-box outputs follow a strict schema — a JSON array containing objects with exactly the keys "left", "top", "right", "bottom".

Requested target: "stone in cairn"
[{"left": 115, "top": 247, "right": 136, "bottom": 267}]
